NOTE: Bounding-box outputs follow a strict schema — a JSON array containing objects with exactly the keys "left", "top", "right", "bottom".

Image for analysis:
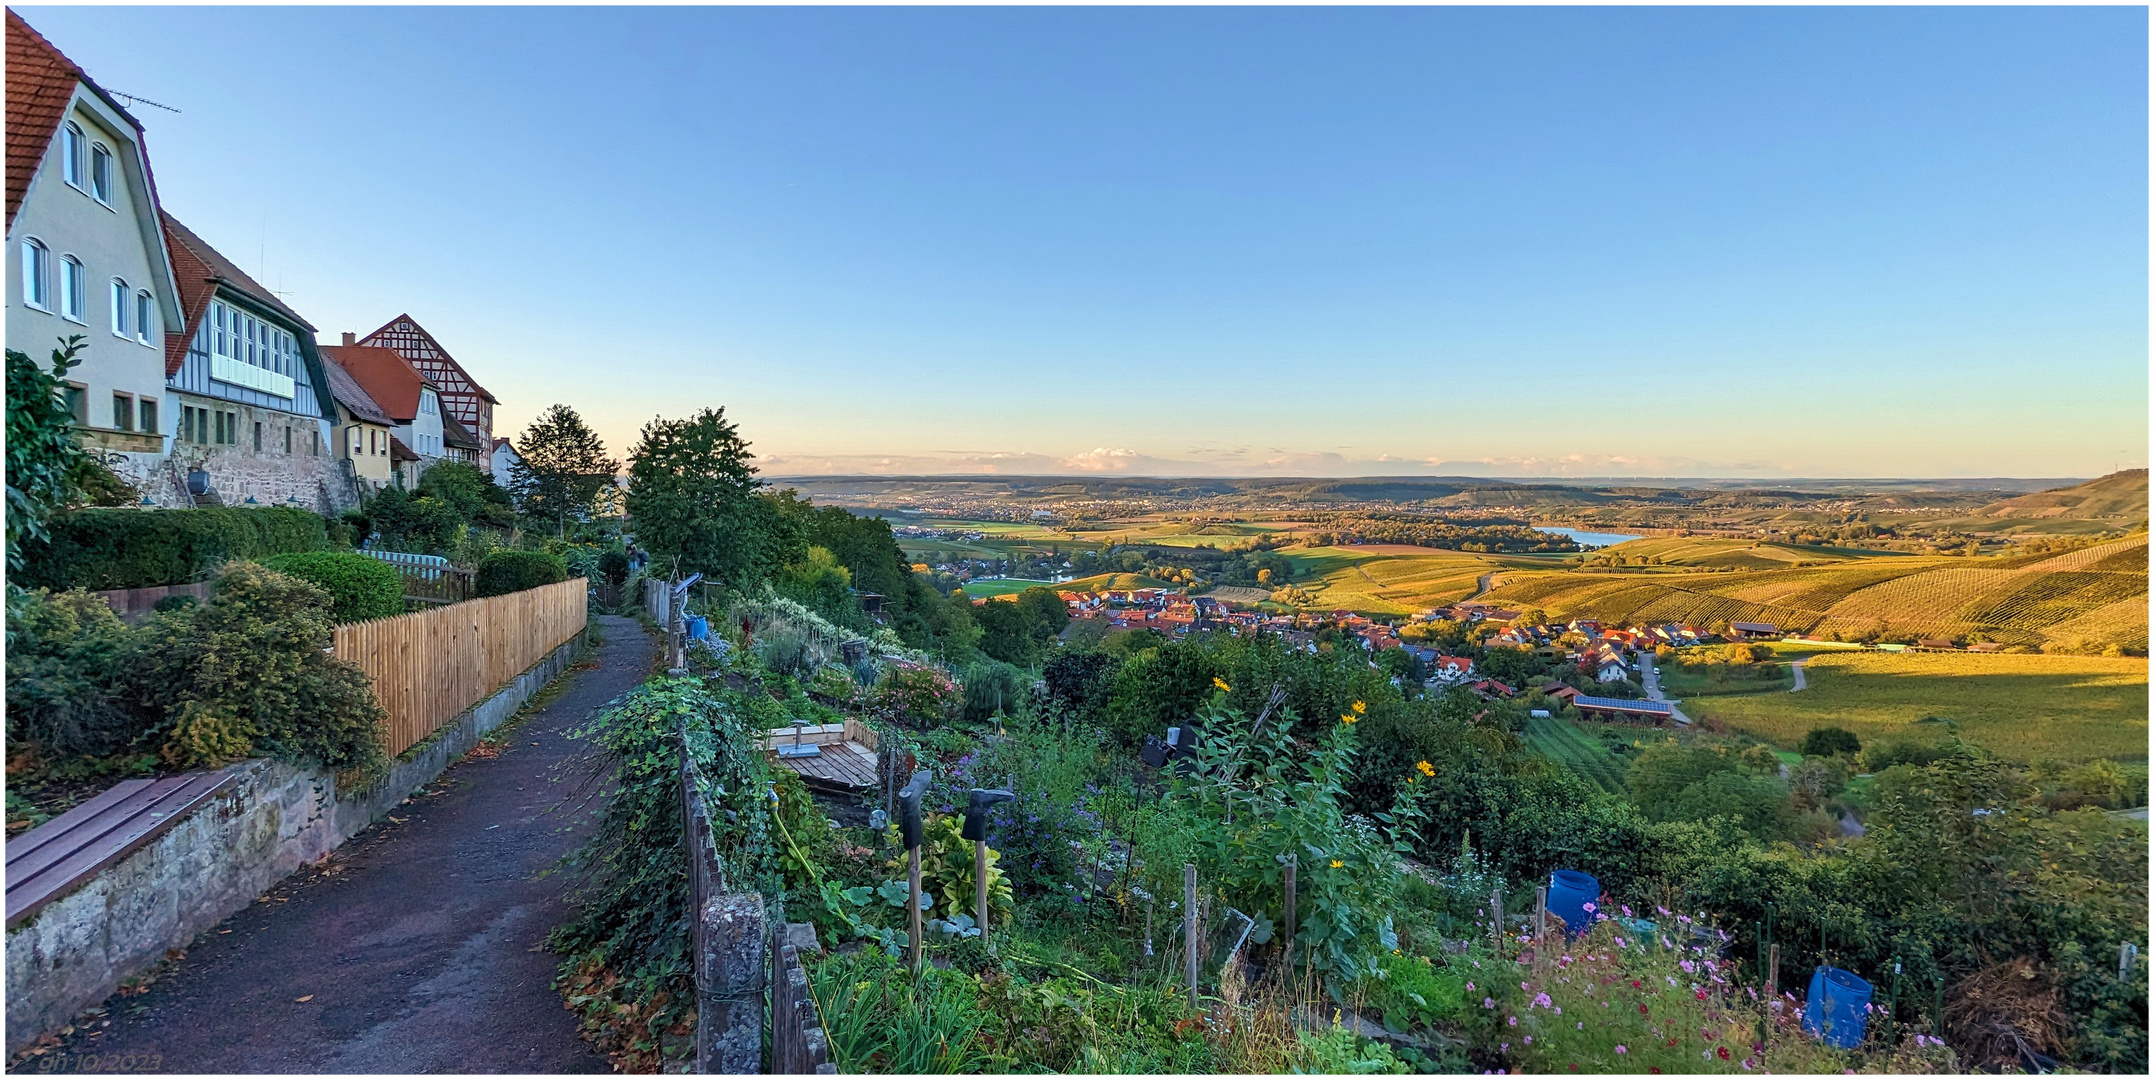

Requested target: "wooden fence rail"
[{"left": 334, "top": 578, "right": 589, "bottom": 757}]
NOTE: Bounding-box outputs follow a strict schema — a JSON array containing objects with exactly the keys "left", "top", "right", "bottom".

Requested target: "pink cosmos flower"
[
  {"left": 1524, "top": 1036, "right": 1533, "bottom": 1045},
  {"left": 1680, "top": 960, "right": 1697, "bottom": 974},
  {"left": 1467, "top": 981, "right": 1477, "bottom": 991},
  {"left": 1622, "top": 904, "right": 1634, "bottom": 917},
  {"left": 1509, "top": 1016, "right": 1518, "bottom": 1027},
  {"left": 1615, "top": 1045, "right": 1628, "bottom": 1055},
  {"left": 1582, "top": 901, "right": 1597, "bottom": 913},
  {"left": 1533, "top": 993, "right": 1553, "bottom": 1009},
  {"left": 1484, "top": 998, "right": 1496, "bottom": 1009},
  {"left": 1614, "top": 937, "right": 1626, "bottom": 949}
]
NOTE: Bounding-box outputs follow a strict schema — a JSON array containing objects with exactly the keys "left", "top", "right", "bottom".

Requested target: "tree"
[
  {"left": 1799, "top": 726, "right": 1862, "bottom": 758},
  {"left": 509, "top": 404, "right": 619, "bottom": 535},
  {"left": 625, "top": 407, "right": 801, "bottom": 587},
  {"left": 7, "top": 338, "right": 90, "bottom": 571},
  {"left": 416, "top": 461, "right": 515, "bottom": 529}
]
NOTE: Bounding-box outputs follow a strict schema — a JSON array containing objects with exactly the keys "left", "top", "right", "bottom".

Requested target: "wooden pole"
[
  {"left": 975, "top": 839, "right": 990, "bottom": 948},
  {"left": 1492, "top": 885, "right": 1505, "bottom": 953},
  {"left": 908, "top": 845, "right": 924, "bottom": 971},
  {"left": 1282, "top": 855, "right": 1297, "bottom": 960},
  {"left": 1184, "top": 863, "right": 1200, "bottom": 1006},
  {"left": 1767, "top": 944, "right": 1780, "bottom": 1008},
  {"left": 1535, "top": 886, "right": 1549, "bottom": 968}
]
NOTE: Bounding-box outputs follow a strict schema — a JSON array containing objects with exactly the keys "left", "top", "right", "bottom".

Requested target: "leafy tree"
[
  {"left": 625, "top": 408, "right": 802, "bottom": 587},
  {"left": 971, "top": 586, "right": 1067, "bottom": 667},
  {"left": 417, "top": 461, "right": 516, "bottom": 529},
  {"left": 6, "top": 338, "right": 90, "bottom": 571},
  {"left": 1800, "top": 725, "right": 1862, "bottom": 758},
  {"left": 777, "top": 545, "right": 861, "bottom": 627},
  {"left": 509, "top": 404, "right": 619, "bottom": 535}
]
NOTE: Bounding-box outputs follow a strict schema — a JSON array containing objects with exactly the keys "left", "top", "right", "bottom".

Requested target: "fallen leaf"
[{"left": 295, "top": 995, "right": 313, "bottom": 1003}]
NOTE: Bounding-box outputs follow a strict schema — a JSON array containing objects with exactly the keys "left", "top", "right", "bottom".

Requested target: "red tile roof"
[
  {"left": 316, "top": 349, "right": 394, "bottom": 426},
  {"left": 322, "top": 344, "right": 433, "bottom": 422},
  {"left": 6, "top": 11, "right": 76, "bottom": 229},
  {"left": 159, "top": 212, "right": 318, "bottom": 377}
]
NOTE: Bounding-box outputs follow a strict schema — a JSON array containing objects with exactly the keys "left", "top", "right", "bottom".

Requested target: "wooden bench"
[{"left": 6, "top": 769, "right": 238, "bottom": 929}]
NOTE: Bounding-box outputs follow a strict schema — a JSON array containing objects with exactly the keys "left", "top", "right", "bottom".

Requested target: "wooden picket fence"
[{"left": 333, "top": 578, "right": 589, "bottom": 757}]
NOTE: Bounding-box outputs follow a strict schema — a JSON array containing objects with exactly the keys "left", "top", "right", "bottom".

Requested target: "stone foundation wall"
[{"left": 3, "top": 631, "right": 587, "bottom": 1054}]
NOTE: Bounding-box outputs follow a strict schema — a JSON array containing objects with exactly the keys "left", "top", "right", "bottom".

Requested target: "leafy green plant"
[
  {"left": 259, "top": 551, "right": 404, "bottom": 622},
  {"left": 891, "top": 812, "right": 1012, "bottom": 924},
  {"left": 14, "top": 505, "right": 329, "bottom": 591},
  {"left": 6, "top": 337, "right": 90, "bottom": 571},
  {"left": 1291, "top": 1021, "right": 1411, "bottom": 1074},
  {"left": 1359, "top": 950, "right": 1468, "bottom": 1032},
  {"left": 474, "top": 548, "right": 570, "bottom": 597},
  {"left": 810, "top": 947, "right": 997, "bottom": 1073}
]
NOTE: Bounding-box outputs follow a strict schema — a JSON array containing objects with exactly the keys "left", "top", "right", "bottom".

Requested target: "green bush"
[
  {"left": 474, "top": 549, "right": 569, "bottom": 597},
  {"left": 259, "top": 551, "right": 405, "bottom": 623},
  {"left": 14, "top": 506, "right": 328, "bottom": 591}
]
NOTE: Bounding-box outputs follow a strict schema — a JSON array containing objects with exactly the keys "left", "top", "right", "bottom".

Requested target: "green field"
[
  {"left": 1272, "top": 545, "right": 1571, "bottom": 616},
  {"left": 1051, "top": 572, "right": 1175, "bottom": 593},
  {"left": 1482, "top": 536, "right": 2147, "bottom": 650},
  {"left": 959, "top": 578, "right": 1061, "bottom": 599},
  {"left": 1688, "top": 651, "right": 2150, "bottom": 762},
  {"left": 1522, "top": 716, "right": 1630, "bottom": 793}
]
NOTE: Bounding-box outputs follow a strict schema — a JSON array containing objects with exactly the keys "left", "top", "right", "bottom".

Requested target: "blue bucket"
[
  {"left": 1802, "top": 966, "right": 1873, "bottom": 1048},
  {"left": 1546, "top": 870, "right": 1600, "bottom": 937},
  {"left": 1620, "top": 917, "right": 1657, "bottom": 950},
  {"left": 686, "top": 616, "right": 709, "bottom": 641}
]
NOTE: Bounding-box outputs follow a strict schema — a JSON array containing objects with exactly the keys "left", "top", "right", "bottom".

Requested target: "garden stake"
[
  {"left": 1491, "top": 884, "right": 1504, "bottom": 953},
  {"left": 908, "top": 844, "right": 924, "bottom": 970},
  {"left": 1766, "top": 943, "right": 1780, "bottom": 1007},
  {"left": 1887, "top": 960, "right": 1902, "bottom": 1047},
  {"left": 1184, "top": 863, "right": 1199, "bottom": 1006},
  {"left": 897, "top": 769, "right": 932, "bottom": 971},
  {"left": 961, "top": 788, "right": 1014, "bottom": 949},
  {"left": 1534, "top": 886, "right": 1548, "bottom": 969},
  {"left": 1281, "top": 853, "right": 1297, "bottom": 960}
]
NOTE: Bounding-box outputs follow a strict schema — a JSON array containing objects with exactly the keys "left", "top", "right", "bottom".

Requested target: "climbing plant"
[{"left": 549, "top": 675, "right": 781, "bottom": 1069}]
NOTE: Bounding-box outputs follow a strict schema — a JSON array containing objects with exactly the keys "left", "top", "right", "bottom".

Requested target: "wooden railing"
[{"left": 334, "top": 578, "right": 588, "bottom": 756}]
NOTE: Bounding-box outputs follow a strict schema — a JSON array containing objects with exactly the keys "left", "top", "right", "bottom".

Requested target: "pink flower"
[
  {"left": 1742, "top": 1058, "right": 1756, "bottom": 1070},
  {"left": 1622, "top": 904, "right": 1634, "bottom": 917},
  {"left": 1484, "top": 998, "right": 1496, "bottom": 1009},
  {"left": 1576, "top": 1021, "right": 1583, "bottom": 1029},
  {"left": 1553, "top": 1006, "right": 1561, "bottom": 1015},
  {"left": 1680, "top": 960, "right": 1697, "bottom": 974},
  {"left": 1522, "top": 981, "right": 1531, "bottom": 991},
  {"left": 1615, "top": 1045, "right": 1628, "bottom": 1055},
  {"left": 1615, "top": 937, "right": 1626, "bottom": 949},
  {"left": 1677, "top": 914, "right": 1692, "bottom": 924},
  {"left": 1467, "top": 981, "right": 1477, "bottom": 991},
  {"left": 1508, "top": 1015, "right": 1518, "bottom": 1027},
  {"left": 1501, "top": 1043, "right": 1509, "bottom": 1053},
  {"left": 1656, "top": 905, "right": 1670, "bottom": 916},
  {"left": 1533, "top": 993, "right": 1553, "bottom": 1009},
  {"left": 1583, "top": 901, "right": 1597, "bottom": 913},
  {"left": 1524, "top": 1036, "right": 1533, "bottom": 1045}
]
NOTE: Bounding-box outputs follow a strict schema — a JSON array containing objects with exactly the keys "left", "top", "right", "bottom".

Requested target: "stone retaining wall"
[{"left": 3, "top": 631, "right": 587, "bottom": 1054}]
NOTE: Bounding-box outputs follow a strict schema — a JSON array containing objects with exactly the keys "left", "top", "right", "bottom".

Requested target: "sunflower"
[
  {"left": 1351, "top": 700, "right": 1367, "bottom": 714},
  {"left": 1212, "top": 677, "right": 1231, "bottom": 692}
]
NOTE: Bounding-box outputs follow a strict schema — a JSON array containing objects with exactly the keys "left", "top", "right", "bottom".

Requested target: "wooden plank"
[
  {"left": 3, "top": 779, "right": 153, "bottom": 865},
  {"left": 6, "top": 769, "right": 239, "bottom": 928},
  {"left": 4, "top": 775, "right": 198, "bottom": 886}
]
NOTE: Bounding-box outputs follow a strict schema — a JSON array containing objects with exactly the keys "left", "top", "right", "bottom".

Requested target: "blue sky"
[{"left": 22, "top": 5, "right": 2147, "bottom": 478}]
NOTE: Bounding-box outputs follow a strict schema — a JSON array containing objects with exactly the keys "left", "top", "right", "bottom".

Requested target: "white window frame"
[
  {"left": 60, "top": 122, "right": 85, "bottom": 190},
  {"left": 110, "top": 277, "right": 130, "bottom": 337},
  {"left": 21, "top": 238, "right": 51, "bottom": 311},
  {"left": 89, "top": 143, "right": 114, "bottom": 205},
  {"left": 135, "top": 291, "right": 153, "bottom": 344},
  {"left": 59, "top": 255, "right": 86, "bottom": 323}
]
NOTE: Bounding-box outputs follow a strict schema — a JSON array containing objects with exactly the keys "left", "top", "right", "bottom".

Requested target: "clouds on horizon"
[{"left": 759, "top": 446, "right": 1802, "bottom": 479}]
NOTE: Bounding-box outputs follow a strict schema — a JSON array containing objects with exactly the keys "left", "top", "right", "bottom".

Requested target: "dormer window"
[
  {"left": 89, "top": 144, "right": 113, "bottom": 204},
  {"left": 60, "top": 122, "right": 85, "bottom": 189}
]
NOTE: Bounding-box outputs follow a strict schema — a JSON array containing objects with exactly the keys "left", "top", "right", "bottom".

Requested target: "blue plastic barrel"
[
  {"left": 1802, "top": 966, "right": 1873, "bottom": 1048},
  {"left": 686, "top": 616, "right": 709, "bottom": 641},
  {"left": 1621, "top": 917, "right": 1657, "bottom": 950},
  {"left": 1546, "top": 870, "right": 1600, "bottom": 937}
]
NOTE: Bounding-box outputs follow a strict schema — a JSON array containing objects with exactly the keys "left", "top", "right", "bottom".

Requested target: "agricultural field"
[
  {"left": 1521, "top": 716, "right": 1630, "bottom": 794},
  {"left": 1484, "top": 536, "right": 2147, "bottom": 651},
  {"left": 1050, "top": 572, "right": 1174, "bottom": 593},
  {"left": 1599, "top": 537, "right": 1894, "bottom": 569},
  {"left": 959, "top": 578, "right": 1062, "bottom": 599},
  {"left": 1687, "top": 651, "right": 2150, "bottom": 763},
  {"left": 1274, "top": 545, "right": 1564, "bottom": 616}
]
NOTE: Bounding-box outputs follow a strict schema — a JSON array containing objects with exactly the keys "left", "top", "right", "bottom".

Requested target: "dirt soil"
[{"left": 35, "top": 615, "right": 653, "bottom": 1073}]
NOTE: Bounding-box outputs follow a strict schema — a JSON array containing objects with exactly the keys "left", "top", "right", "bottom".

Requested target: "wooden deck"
[
  {"left": 761, "top": 720, "right": 882, "bottom": 792},
  {"left": 6, "top": 769, "right": 238, "bottom": 929}
]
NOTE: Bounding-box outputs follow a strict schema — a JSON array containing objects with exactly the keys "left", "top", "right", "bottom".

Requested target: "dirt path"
[
  {"left": 1790, "top": 658, "right": 1809, "bottom": 692},
  {"left": 46, "top": 615, "right": 652, "bottom": 1073}
]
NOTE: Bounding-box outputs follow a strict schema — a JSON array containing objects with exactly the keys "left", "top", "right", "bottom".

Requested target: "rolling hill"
[
  {"left": 1973, "top": 470, "right": 2148, "bottom": 527},
  {"left": 1481, "top": 536, "right": 2148, "bottom": 650}
]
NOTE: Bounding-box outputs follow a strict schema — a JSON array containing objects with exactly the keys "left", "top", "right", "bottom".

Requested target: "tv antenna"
[{"left": 107, "top": 90, "right": 180, "bottom": 114}]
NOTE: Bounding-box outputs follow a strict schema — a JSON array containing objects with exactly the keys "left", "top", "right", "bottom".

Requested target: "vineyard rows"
[
  {"left": 1962, "top": 571, "right": 2149, "bottom": 630},
  {"left": 1522, "top": 716, "right": 1629, "bottom": 794}
]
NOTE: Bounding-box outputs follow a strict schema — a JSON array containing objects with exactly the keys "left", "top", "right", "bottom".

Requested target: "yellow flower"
[
  {"left": 1352, "top": 700, "right": 1367, "bottom": 714},
  {"left": 1340, "top": 713, "right": 1357, "bottom": 725},
  {"left": 1213, "top": 677, "right": 1231, "bottom": 692},
  {"left": 1416, "top": 760, "right": 1436, "bottom": 777},
  {"left": 1329, "top": 859, "right": 1343, "bottom": 869}
]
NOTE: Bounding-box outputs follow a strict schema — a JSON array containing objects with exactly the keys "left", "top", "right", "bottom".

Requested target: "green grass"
[
  {"left": 1523, "top": 716, "right": 1630, "bottom": 794},
  {"left": 1688, "top": 651, "right": 2149, "bottom": 763},
  {"left": 1657, "top": 660, "right": 1793, "bottom": 698},
  {"left": 1051, "top": 572, "right": 1176, "bottom": 593},
  {"left": 960, "top": 578, "right": 1061, "bottom": 599}
]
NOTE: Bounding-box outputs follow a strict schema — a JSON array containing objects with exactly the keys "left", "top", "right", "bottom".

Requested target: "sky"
[{"left": 20, "top": 5, "right": 2148, "bottom": 479}]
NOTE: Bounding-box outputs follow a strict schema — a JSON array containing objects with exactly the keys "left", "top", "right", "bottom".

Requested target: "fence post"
[
  {"left": 1281, "top": 854, "right": 1297, "bottom": 961},
  {"left": 1767, "top": 944, "right": 1780, "bottom": 1009},
  {"left": 1184, "top": 863, "right": 1199, "bottom": 1006},
  {"left": 1535, "top": 886, "right": 1548, "bottom": 970},
  {"left": 1492, "top": 884, "right": 1505, "bottom": 953},
  {"left": 683, "top": 745, "right": 767, "bottom": 1074}
]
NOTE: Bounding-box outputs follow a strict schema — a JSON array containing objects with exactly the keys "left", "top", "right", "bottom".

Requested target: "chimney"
[{"left": 341, "top": 332, "right": 356, "bottom": 346}]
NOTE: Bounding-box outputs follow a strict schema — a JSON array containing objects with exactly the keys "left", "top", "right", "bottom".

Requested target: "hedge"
[
  {"left": 475, "top": 549, "right": 569, "bottom": 598},
  {"left": 14, "top": 506, "right": 330, "bottom": 591},
  {"left": 258, "top": 552, "right": 406, "bottom": 623}
]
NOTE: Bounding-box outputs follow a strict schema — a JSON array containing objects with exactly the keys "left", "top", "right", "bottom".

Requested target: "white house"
[{"left": 6, "top": 11, "right": 187, "bottom": 497}]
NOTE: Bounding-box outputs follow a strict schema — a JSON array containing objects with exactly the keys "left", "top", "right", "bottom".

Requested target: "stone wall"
[
  {"left": 164, "top": 400, "right": 352, "bottom": 515},
  {"left": 3, "top": 631, "right": 586, "bottom": 1055}
]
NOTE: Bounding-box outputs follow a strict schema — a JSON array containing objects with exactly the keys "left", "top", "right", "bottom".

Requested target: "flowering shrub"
[
  {"left": 868, "top": 662, "right": 958, "bottom": 729},
  {"left": 1483, "top": 920, "right": 1957, "bottom": 1074}
]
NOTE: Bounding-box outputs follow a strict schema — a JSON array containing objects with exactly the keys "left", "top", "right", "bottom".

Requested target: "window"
[
  {"left": 59, "top": 256, "right": 85, "bottom": 322},
  {"left": 283, "top": 425, "right": 292, "bottom": 455},
  {"left": 138, "top": 398, "right": 157, "bottom": 435},
  {"left": 63, "top": 385, "right": 87, "bottom": 426},
  {"left": 136, "top": 291, "right": 153, "bottom": 344},
  {"left": 111, "top": 278, "right": 130, "bottom": 336},
  {"left": 21, "top": 239, "right": 50, "bottom": 310},
  {"left": 112, "top": 392, "right": 133, "bottom": 431},
  {"left": 60, "top": 122, "right": 84, "bottom": 189},
  {"left": 89, "top": 144, "right": 113, "bottom": 204},
  {"left": 253, "top": 421, "right": 263, "bottom": 453}
]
